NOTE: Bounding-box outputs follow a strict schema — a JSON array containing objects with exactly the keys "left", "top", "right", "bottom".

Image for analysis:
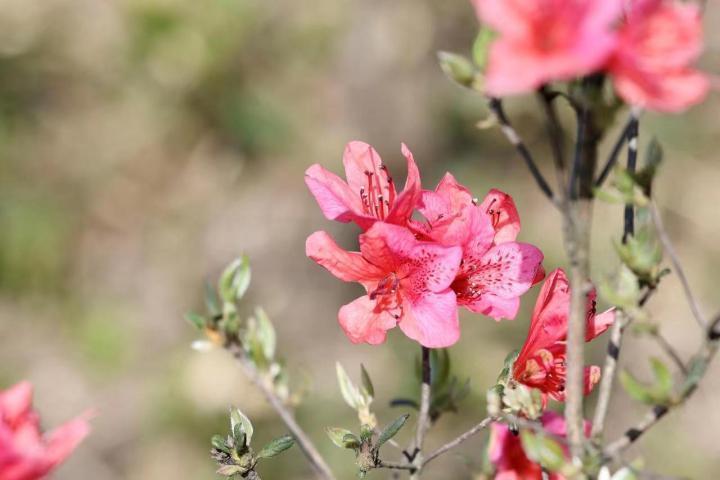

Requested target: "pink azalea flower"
[
  {"left": 305, "top": 141, "right": 421, "bottom": 231},
  {"left": 489, "top": 411, "right": 589, "bottom": 480},
  {"left": 471, "top": 0, "right": 623, "bottom": 96},
  {"left": 512, "top": 269, "right": 615, "bottom": 402},
  {"left": 412, "top": 174, "right": 544, "bottom": 321},
  {"left": 306, "top": 222, "right": 463, "bottom": 348},
  {"left": 0, "top": 382, "right": 91, "bottom": 480},
  {"left": 609, "top": 0, "right": 709, "bottom": 112}
]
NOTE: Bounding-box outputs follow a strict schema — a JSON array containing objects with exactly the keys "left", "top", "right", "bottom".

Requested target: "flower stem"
[
  {"left": 229, "top": 344, "right": 336, "bottom": 480},
  {"left": 487, "top": 98, "right": 557, "bottom": 204},
  {"left": 422, "top": 417, "right": 493, "bottom": 467},
  {"left": 409, "top": 346, "right": 432, "bottom": 479}
]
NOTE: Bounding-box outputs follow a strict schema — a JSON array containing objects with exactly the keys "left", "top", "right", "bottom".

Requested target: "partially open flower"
[{"left": 512, "top": 269, "right": 615, "bottom": 402}]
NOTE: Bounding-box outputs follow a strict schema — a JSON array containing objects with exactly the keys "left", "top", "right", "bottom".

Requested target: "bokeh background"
[{"left": 0, "top": 0, "right": 719, "bottom": 478}]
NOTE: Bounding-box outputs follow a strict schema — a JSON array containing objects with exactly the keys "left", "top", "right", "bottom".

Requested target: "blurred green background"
[{"left": 0, "top": 0, "right": 718, "bottom": 478}]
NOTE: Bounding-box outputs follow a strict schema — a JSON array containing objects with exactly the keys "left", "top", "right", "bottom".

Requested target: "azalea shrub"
[
  {"left": 3, "top": 1, "right": 717, "bottom": 480},
  {"left": 192, "top": 0, "right": 717, "bottom": 479}
]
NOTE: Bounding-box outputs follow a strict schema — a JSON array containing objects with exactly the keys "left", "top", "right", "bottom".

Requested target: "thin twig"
[
  {"left": 538, "top": 87, "right": 568, "bottom": 195},
  {"left": 569, "top": 105, "right": 588, "bottom": 199},
  {"left": 650, "top": 201, "right": 708, "bottom": 329},
  {"left": 487, "top": 98, "right": 557, "bottom": 204},
  {"left": 408, "top": 346, "right": 432, "bottom": 479},
  {"left": 592, "top": 311, "right": 629, "bottom": 438},
  {"left": 376, "top": 461, "right": 415, "bottom": 471},
  {"left": 651, "top": 331, "right": 688, "bottom": 375},
  {"left": 422, "top": 417, "right": 493, "bottom": 466},
  {"left": 595, "top": 113, "right": 637, "bottom": 187},
  {"left": 229, "top": 344, "right": 336, "bottom": 480},
  {"left": 604, "top": 314, "right": 720, "bottom": 458},
  {"left": 623, "top": 117, "right": 639, "bottom": 242}
]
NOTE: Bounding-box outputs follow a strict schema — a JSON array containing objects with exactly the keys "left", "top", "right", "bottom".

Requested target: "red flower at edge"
[
  {"left": 0, "top": 382, "right": 90, "bottom": 480},
  {"left": 512, "top": 269, "right": 615, "bottom": 402}
]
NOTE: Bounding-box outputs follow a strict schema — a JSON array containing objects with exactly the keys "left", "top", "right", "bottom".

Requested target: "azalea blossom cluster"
[
  {"left": 0, "top": 382, "right": 90, "bottom": 480},
  {"left": 305, "top": 142, "right": 616, "bottom": 478},
  {"left": 305, "top": 141, "right": 545, "bottom": 348},
  {"left": 305, "top": 142, "right": 615, "bottom": 396},
  {"left": 473, "top": 0, "right": 709, "bottom": 111}
]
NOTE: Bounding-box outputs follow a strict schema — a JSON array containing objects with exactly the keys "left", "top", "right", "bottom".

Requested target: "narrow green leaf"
[
  {"left": 437, "top": 51, "right": 475, "bottom": 87},
  {"left": 204, "top": 281, "right": 220, "bottom": 317},
  {"left": 230, "top": 408, "right": 254, "bottom": 445},
  {"left": 185, "top": 312, "right": 206, "bottom": 330},
  {"left": 219, "top": 256, "right": 251, "bottom": 303},
  {"left": 376, "top": 414, "right": 409, "bottom": 448},
  {"left": 520, "top": 431, "right": 566, "bottom": 472},
  {"left": 326, "top": 427, "right": 356, "bottom": 449},
  {"left": 342, "top": 433, "right": 362, "bottom": 449},
  {"left": 336, "top": 362, "right": 362, "bottom": 410},
  {"left": 619, "top": 370, "right": 655, "bottom": 404},
  {"left": 650, "top": 357, "right": 673, "bottom": 396},
  {"left": 360, "top": 364, "right": 374, "bottom": 398},
  {"left": 256, "top": 435, "right": 295, "bottom": 458},
  {"left": 254, "top": 307, "right": 276, "bottom": 361},
  {"left": 211, "top": 434, "right": 229, "bottom": 453},
  {"left": 472, "top": 28, "right": 496, "bottom": 69}
]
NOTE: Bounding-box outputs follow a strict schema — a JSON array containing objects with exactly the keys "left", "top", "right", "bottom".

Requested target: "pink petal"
[
  {"left": 479, "top": 189, "right": 521, "bottom": 243},
  {"left": 519, "top": 269, "right": 570, "bottom": 358},
  {"left": 473, "top": 242, "right": 544, "bottom": 298},
  {"left": 464, "top": 294, "right": 519, "bottom": 321},
  {"left": 584, "top": 365, "right": 602, "bottom": 395},
  {"left": 386, "top": 143, "right": 422, "bottom": 225},
  {"left": 45, "top": 414, "right": 91, "bottom": 467},
  {"left": 338, "top": 296, "right": 397, "bottom": 345},
  {"left": 586, "top": 308, "right": 615, "bottom": 341},
  {"left": 306, "top": 231, "right": 385, "bottom": 282},
  {"left": 342, "top": 141, "right": 395, "bottom": 206},
  {"left": 304, "top": 164, "right": 364, "bottom": 224},
  {"left": 612, "top": 68, "right": 709, "bottom": 112},
  {"left": 407, "top": 243, "right": 463, "bottom": 293},
  {"left": 399, "top": 290, "right": 460, "bottom": 348},
  {"left": 360, "top": 223, "right": 463, "bottom": 288},
  {"left": 488, "top": 422, "right": 511, "bottom": 464},
  {"left": 0, "top": 382, "right": 33, "bottom": 427}
]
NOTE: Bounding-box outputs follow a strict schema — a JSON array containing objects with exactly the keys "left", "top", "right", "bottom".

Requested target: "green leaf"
[
  {"left": 650, "top": 357, "right": 672, "bottom": 396},
  {"left": 437, "top": 51, "right": 475, "bottom": 87},
  {"left": 256, "top": 435, "right": 295, "bottom": 459},
  {"left": 336, "top": 362, "right": 363, "bottom": 410},
  {"left": 326, "top": 427, "right": 358, "bottom": 449},
  {"left": 376, "top": 413, "right": 409, "bottom": 448},
  {"left": 619, "top": 359, "right": 674, "bottom": 406},
  {"left": 230, "top": 408, "right": 254, "bottom": 445},
  {"left": 472, "top": 28, "right": 496, "bottom": 69},
  {"left": 360, "top": 364, "right": 374, "bottom": 398},
  {"left": 211, "top": 434, "right": 230, "bottom": 453},
  {"left": 204, "top": 281, "right": 221, "bottom": 317},
  {"left": 520, "top": 431, "right": 567, "bottom": 472},
  {"left": 599, "top": 264, "right": 640, "bottom": 309},
  {"left": 254, "top": 307, "right": 276, "bottom": 361},
  {"left": 342, "top": 433, "right": 362, "bottom": 449},
  {"left": 219, "top": 256, "right": 251, "bottom": 303},
  {"left": 185, "top": 312, "right": 206, "bottom": 330}
]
